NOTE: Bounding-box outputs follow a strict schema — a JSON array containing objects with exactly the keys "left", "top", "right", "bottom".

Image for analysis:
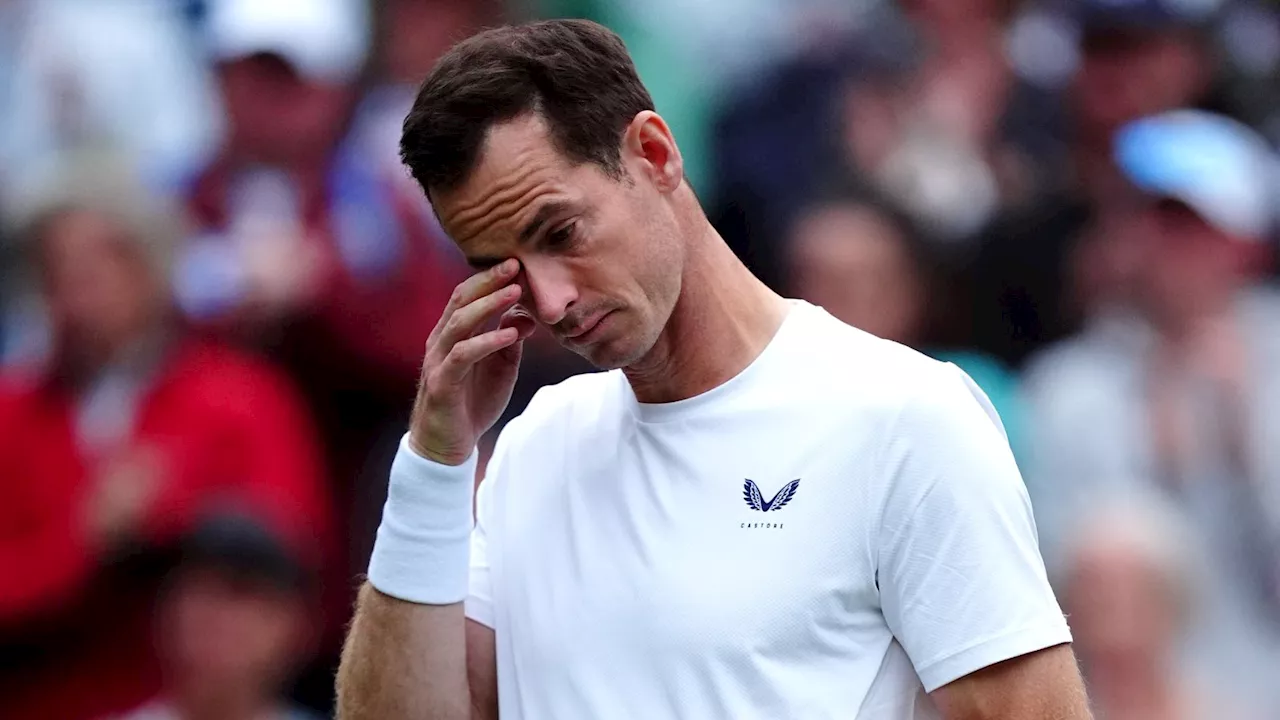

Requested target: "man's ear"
[{"left": 621, "top": 110, "right": 683, "bottom": 193}]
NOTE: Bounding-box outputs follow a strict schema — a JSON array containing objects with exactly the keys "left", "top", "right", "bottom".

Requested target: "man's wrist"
[
  {"left": 367, "top": 434, "right": 477, "bottom": 604},
  {"left": 406, "top": 427, "right": 473, "bottom": 467}
]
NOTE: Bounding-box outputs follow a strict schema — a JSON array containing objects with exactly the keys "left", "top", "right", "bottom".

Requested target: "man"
[
  {"left": 1024, "top": 109, "right": 1280, "bottom": 710},
  {"left": 338, "top": 20, "right": 1088, "bottom": 719}
]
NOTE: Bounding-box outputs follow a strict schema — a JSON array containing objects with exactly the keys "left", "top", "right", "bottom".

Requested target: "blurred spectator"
[
  {"left": 179, "top": 0, "right": 468, "bottom": 517},
  {"left": 1060, "top": 497, "right": 1250, "bottom": 719},
  {"left": 786, "top": 191, "right": 1030, "bottom": 466},
  {"left": 709, "top": 14, "right": 907, "bottom": 292},
  {"left": 971, "top": 0, "right": 1222, "bottom": 365},
  {"left": 0, "top": 158, "right": 332, "bottom": 720},
  {"left": 180, "top": 1, "right": 494, "bottom": 708},
  {"left": 536, "top": 0, "right": 870, "bottom": 197},
  {"left": 1219, "top": 1, "right": 1280, "bottom": 148},
  {"left": 349, "top": 0, "right": 502, "bottom": 200},
  {"left": 840, "top": 0, "right": 1058, "bottom": 243},
  {"left": 1025, "top": 109, "right": 1280, "bottom": 708},
  {"left": 107, "top": 514, "right": 323, "bottom": 720},
  {"left": 709, "top": 0, "right": 1056, "bottom": 290},
  {"left": 180, "top": 0, "right": 373, "bottom": 334},
  {"left": 0, "top": 0, "right": 220, "bottom": 204}
]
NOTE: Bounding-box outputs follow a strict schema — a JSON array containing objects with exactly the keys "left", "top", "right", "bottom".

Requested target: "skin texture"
[
  {"left": 336, "top": 109, "right": 1092, "bottom": 719},
  {"left": 932, "top": 644, "right": 1092, "bottom": 720}
]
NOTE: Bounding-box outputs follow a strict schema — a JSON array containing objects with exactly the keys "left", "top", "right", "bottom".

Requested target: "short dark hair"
[{"left": 400, "top": 19, "right": 655, "bottom": 198}]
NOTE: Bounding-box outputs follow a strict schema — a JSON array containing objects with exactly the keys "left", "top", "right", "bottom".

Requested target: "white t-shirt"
[{"left": 467, "top": 301, "right": 1069, "bottom": 719}]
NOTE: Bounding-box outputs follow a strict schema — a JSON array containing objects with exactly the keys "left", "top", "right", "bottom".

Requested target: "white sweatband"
[{"left": 367, "top": 434, "right": 477, "bottom": 605}]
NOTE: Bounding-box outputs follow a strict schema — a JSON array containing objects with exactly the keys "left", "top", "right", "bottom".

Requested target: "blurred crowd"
[{"left": 2, "top": 0, "right": 1279, "bottom": 718}]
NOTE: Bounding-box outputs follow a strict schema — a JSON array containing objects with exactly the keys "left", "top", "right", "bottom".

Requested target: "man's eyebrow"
[
  {"left": 519, "top": 201, "right": 574, "bottom": 243},
  {"left": 463, "top": 201, "right": 576, "bottom": 269}
]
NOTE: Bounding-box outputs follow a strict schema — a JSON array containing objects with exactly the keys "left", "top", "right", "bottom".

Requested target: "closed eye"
[{"left": 545, "top": 222, "right": 577, "bottom": 250}]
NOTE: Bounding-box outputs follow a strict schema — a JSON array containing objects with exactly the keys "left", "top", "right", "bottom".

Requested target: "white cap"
[
  {"left": 205, "top": 0, "right": 371, "bottom": 85},
  {"left": 1114, "top": 109, "right": 1280, "bottom": 240}
]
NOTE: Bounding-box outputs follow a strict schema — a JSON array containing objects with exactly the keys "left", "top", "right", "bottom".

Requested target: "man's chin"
[
  {"left": 569, "top": 337, "right": 644, "bottom": 372},
  {"left": 572, "top": 344, "right": 624, "bottom": 371}
]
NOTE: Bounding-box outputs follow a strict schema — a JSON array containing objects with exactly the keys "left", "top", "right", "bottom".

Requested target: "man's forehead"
[
  {"left": 436, "top": 120, "right": 556, "bottom": 212},
  {"left": 438, "top": 116, "right": 564, "bottom": 206},
  {"left": 432, "top": 116, "right": 596, "bottom": 264}
]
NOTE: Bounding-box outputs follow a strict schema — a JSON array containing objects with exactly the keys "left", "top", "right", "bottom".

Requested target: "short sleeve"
[
  {"left": 465, "top": 413, "right": 529, "bottom": 629},
  {"left": 877, "top": 365, "right": 1071, "bottom": 693},
  {"left": 463, "top": 384, "right": 571, "bottom": 629},
  {"left": 465, "top": 457, "right": 497, "bottom": 629}
]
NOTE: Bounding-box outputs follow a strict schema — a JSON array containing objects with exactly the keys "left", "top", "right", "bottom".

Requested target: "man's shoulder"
[
  {"left": 791, "top": 304, "right": 972, "bottom": 411},
  {"left": 525, "top": 369, "right": 622, "bottom": 414},
  {"left": 788, "top": 307, "right": 1017, "bottom": 450},
  {"left": 497, "top": 370, "right": 625, "bottom": 446}
]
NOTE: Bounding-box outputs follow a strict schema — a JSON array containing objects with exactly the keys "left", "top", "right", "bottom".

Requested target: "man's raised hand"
[{"left": 410, "top": 259, "right": 537, "bottom": 465}]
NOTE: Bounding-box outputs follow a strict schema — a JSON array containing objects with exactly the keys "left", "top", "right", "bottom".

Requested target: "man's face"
[{"left": 432, "top": 114, "right": 685, "bottom": 369}]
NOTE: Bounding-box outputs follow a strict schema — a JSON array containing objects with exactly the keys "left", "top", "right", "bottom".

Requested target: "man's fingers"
[
  {"left": 436, "top": 284, "right": 523, "bottom": 349},
  {"left": 430, "top": 259, "right": 520, "bottom": 344},
  {"left": 429, "top": 260, "right": 520, "bottom": 346},
  {"left": 498, "top": 306, "right": 538, "bottom": 340},
  {"left": 435, "top": 327, "right": 521, "bottom": 387},
  {"left": 454, "top": 259, "right": 520, "bottom": 310}
]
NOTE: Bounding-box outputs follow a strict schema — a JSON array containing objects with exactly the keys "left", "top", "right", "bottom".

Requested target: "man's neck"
[{"left": 623, "top": 218, "right": 789, "bottom": 404}]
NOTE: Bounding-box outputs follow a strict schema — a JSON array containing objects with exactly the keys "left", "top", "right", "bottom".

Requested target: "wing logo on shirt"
[{"left": 743, "top": 479, "right": 800, "bottom": 512}]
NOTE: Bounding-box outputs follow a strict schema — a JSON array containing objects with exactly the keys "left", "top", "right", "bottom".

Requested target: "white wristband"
[{"left": 367, "top": 434, "right": 477, "bottom": 605}]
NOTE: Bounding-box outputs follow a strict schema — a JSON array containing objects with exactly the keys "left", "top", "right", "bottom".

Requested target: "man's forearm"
[
  {"left": 336, "top": 583, "right": 473, "bottom": 720},
  {"left": 932, "top": 645, "right": 1093, "bottom": 720}
]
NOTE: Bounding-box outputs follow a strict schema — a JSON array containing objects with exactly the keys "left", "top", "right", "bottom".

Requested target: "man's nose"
[{"left": 518, "top": 259, "right": 578, "bottom": 328}]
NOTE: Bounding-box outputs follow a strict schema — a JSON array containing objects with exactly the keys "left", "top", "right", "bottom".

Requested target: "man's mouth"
[{"left": 561, "top": 310, "right": 610, "bottom": 340}]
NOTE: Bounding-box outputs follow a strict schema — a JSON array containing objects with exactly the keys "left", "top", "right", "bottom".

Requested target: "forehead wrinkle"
[
  {"left": 450, "top": 155, "right": 541, "bottom": 228},
  {"left": 445, "top": 159, "right": 561, "bottom": 247},
  {"left": 455, "top": 181, "right": 555, "bottom": 248}
]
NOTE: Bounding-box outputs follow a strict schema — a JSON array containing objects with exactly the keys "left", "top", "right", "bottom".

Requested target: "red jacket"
[{"left": 0, "top": 339, "right": 333, "bottom": 720}]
